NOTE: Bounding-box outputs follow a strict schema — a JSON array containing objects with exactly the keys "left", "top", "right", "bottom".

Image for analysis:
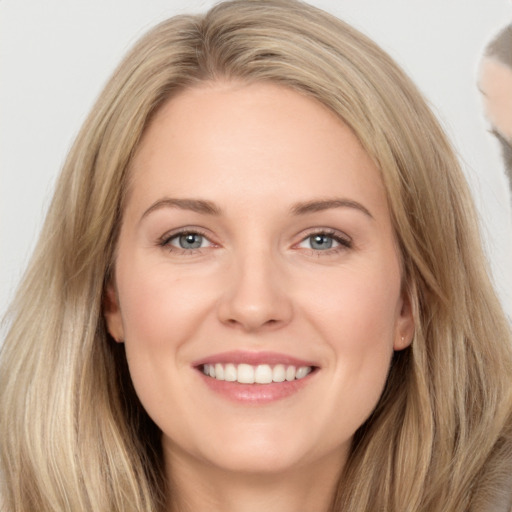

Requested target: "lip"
[
  {"left": 192, "top": 351, "right": 319, "bottom": 405},
  {"left": 191, "top": 350, "right": 318, "bottom": 368}
]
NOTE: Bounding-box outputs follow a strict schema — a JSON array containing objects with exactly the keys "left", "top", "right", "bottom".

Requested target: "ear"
[
  {"left": 103, "top": 282, "right": 125, "bottom": 343},
  {"left": 393, "top": 287, "right": 415, "bottom": 351}
]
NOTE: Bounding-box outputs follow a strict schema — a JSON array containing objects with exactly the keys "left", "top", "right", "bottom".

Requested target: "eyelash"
[
  {"left": 299, "top": 229, "right": 352, "bottom": 255},
  {"left": 158, "top": 228, "right": 352, "bottom": 256},
  {"left": 158, "top": 228, "right": 213, "bottom": 256}
]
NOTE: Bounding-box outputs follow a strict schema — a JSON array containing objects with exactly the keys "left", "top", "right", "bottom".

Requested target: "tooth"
[
  {"left": 285, "top": 365, "right": 296, "bottom": 381},
  {"left": 254, "top": 364, "right": 273, "bottom": 384},
  {"left": 203, "top": 362, "right": 312, "bottom": 383},
  {"left": 224, "top": 363, "right": 237, "bottom": 382},
  {"left": 272, "top": 364, "right": 286, "bottom": 382},
  {"left": 237, "top": 364, "right": 255, "bottom": 384},
  {"left": 215, "top": 363, "right": 225, "bottom": 381},
  {"left": 296, "top": 366, "right": 311, "bottom": 379}
]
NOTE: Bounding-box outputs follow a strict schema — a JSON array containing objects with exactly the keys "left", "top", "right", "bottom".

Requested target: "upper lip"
[{"left": 191, "top": 350, "right": 318, "bottom": 368}]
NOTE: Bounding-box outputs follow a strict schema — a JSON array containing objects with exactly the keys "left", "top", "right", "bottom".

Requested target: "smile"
[
  {"left": 202, "top": 363, "right": 313, "bottom": 384},
  {"left": 193, "top": 351, "right": 319, "bottom": 403}
]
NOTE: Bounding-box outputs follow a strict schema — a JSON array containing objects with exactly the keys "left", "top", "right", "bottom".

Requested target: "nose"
[{"left": 217, "top": 248, "right": 294, "bottom": 332}]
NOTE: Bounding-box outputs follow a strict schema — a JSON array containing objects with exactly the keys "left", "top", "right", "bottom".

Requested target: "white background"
[{"left": 1, "top": 0, "right": 512, "bottom": 337}]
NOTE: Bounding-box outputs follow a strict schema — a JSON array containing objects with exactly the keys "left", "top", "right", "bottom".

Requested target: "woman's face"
[{"left": 105, "top": 81, "right": 413, "bottom": 477}]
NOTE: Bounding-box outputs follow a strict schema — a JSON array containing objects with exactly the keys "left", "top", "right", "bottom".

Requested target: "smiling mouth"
[{"left": 201, "top": 363, "right": 315, "bottom": 384}]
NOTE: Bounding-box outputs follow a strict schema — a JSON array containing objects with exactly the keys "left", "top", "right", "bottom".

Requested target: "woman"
[{"left": 1, "top": 1, "right": 511, "bottom": 510}]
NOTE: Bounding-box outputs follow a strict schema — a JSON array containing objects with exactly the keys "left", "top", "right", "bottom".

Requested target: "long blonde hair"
[{"left": 1, "top": 1, "right": 511, "bottom": 510}]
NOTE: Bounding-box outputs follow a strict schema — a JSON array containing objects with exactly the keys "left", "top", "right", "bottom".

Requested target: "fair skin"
[
  {"left": 105, "top": 81, "right": 414, "bottom": 512},
  {"left": 479, "top": 56, "right": 512, "bottom": 140}
]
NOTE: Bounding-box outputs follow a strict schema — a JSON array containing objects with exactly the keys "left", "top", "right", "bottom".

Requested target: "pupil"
[
  {"left": 311, "top": 234, "right": 332, "bottom": 250},
  {"left": 179, "top": 233, "right": 202, "bottom": 249}
]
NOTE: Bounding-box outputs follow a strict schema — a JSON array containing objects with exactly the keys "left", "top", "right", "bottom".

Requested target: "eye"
[
  {"left": 305, "top": 234, "right": 337, "bottom": 250},
  {"left": 297, "top": 230, "right": 352, "bottom": 252},
  {"left": 172, "top": 233, "right": 208, "bottom": 250},
  {"left": 159, "top": 229, "right": 214, "bottom": 253}
]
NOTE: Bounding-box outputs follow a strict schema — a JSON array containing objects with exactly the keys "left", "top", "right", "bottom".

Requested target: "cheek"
[
  {"left": 299, "top": 263, "right": 401, "bottom": 415},
  {"left": 117, "top": 261, "right": 215, "bottom": 349},
  {"left": 302, "top": 262, "right": 402, "bottom": 347},
  {"left": 116, "top": 264, "right": 216, "bottom": 427},
  {"left": 113, "top": 259, "right": 217, "bottom": 400}
]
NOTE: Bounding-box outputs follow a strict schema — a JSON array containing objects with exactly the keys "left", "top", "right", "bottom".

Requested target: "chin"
[
  {"left": 202, "top": 447, "right": 311, "bottom": 477},
  {"left": 167, "top": 419, "right": 348, "bottom": 478}
]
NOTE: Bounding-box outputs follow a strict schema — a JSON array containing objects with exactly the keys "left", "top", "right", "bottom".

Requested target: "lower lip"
[{"left": 197, "top": 371, "right": 315, "bottom": 404}]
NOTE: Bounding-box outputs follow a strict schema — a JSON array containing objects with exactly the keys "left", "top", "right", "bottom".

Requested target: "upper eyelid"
[
  {"left": 159, "top": 226, "right": 213, "bottom": 244},
  {"left": 297, "top": 227, "right": 352, "bottom": 242}
]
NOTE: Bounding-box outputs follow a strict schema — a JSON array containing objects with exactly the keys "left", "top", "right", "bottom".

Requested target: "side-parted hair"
[{"left": 1, "top": 1, "right": 512, "bottom": 510}]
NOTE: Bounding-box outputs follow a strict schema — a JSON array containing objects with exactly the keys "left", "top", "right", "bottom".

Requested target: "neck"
[{"left": 165, "top": 446, "right": 344, "bottom": 512}]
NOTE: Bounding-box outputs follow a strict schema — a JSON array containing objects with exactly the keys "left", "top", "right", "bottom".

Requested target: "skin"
[
  {"left": 479, "top": 56, "right": 512, "bottom": 140},
  {"left": 104, "top": 81, "right": 414, "bottom": 512}
]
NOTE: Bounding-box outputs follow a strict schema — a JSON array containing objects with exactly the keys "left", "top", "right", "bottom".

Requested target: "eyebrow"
[
  {"left": 141, "top": 197, "right": 222, "bottom": 220},
  {"left": 140, "top": 196, "right": 373, "bottom": 221},
  {"left": 290, "top": 198, "right": 373, "bottom": 219}
]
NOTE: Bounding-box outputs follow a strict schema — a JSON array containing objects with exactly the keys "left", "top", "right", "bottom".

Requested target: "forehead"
[{"left": 128, "top": 80, "right": 388, "bottom": 218}]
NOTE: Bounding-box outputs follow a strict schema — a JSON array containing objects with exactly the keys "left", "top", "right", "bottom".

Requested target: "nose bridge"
[{"left": 217, "top": 241, "right": 293, "bottom": 331}]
